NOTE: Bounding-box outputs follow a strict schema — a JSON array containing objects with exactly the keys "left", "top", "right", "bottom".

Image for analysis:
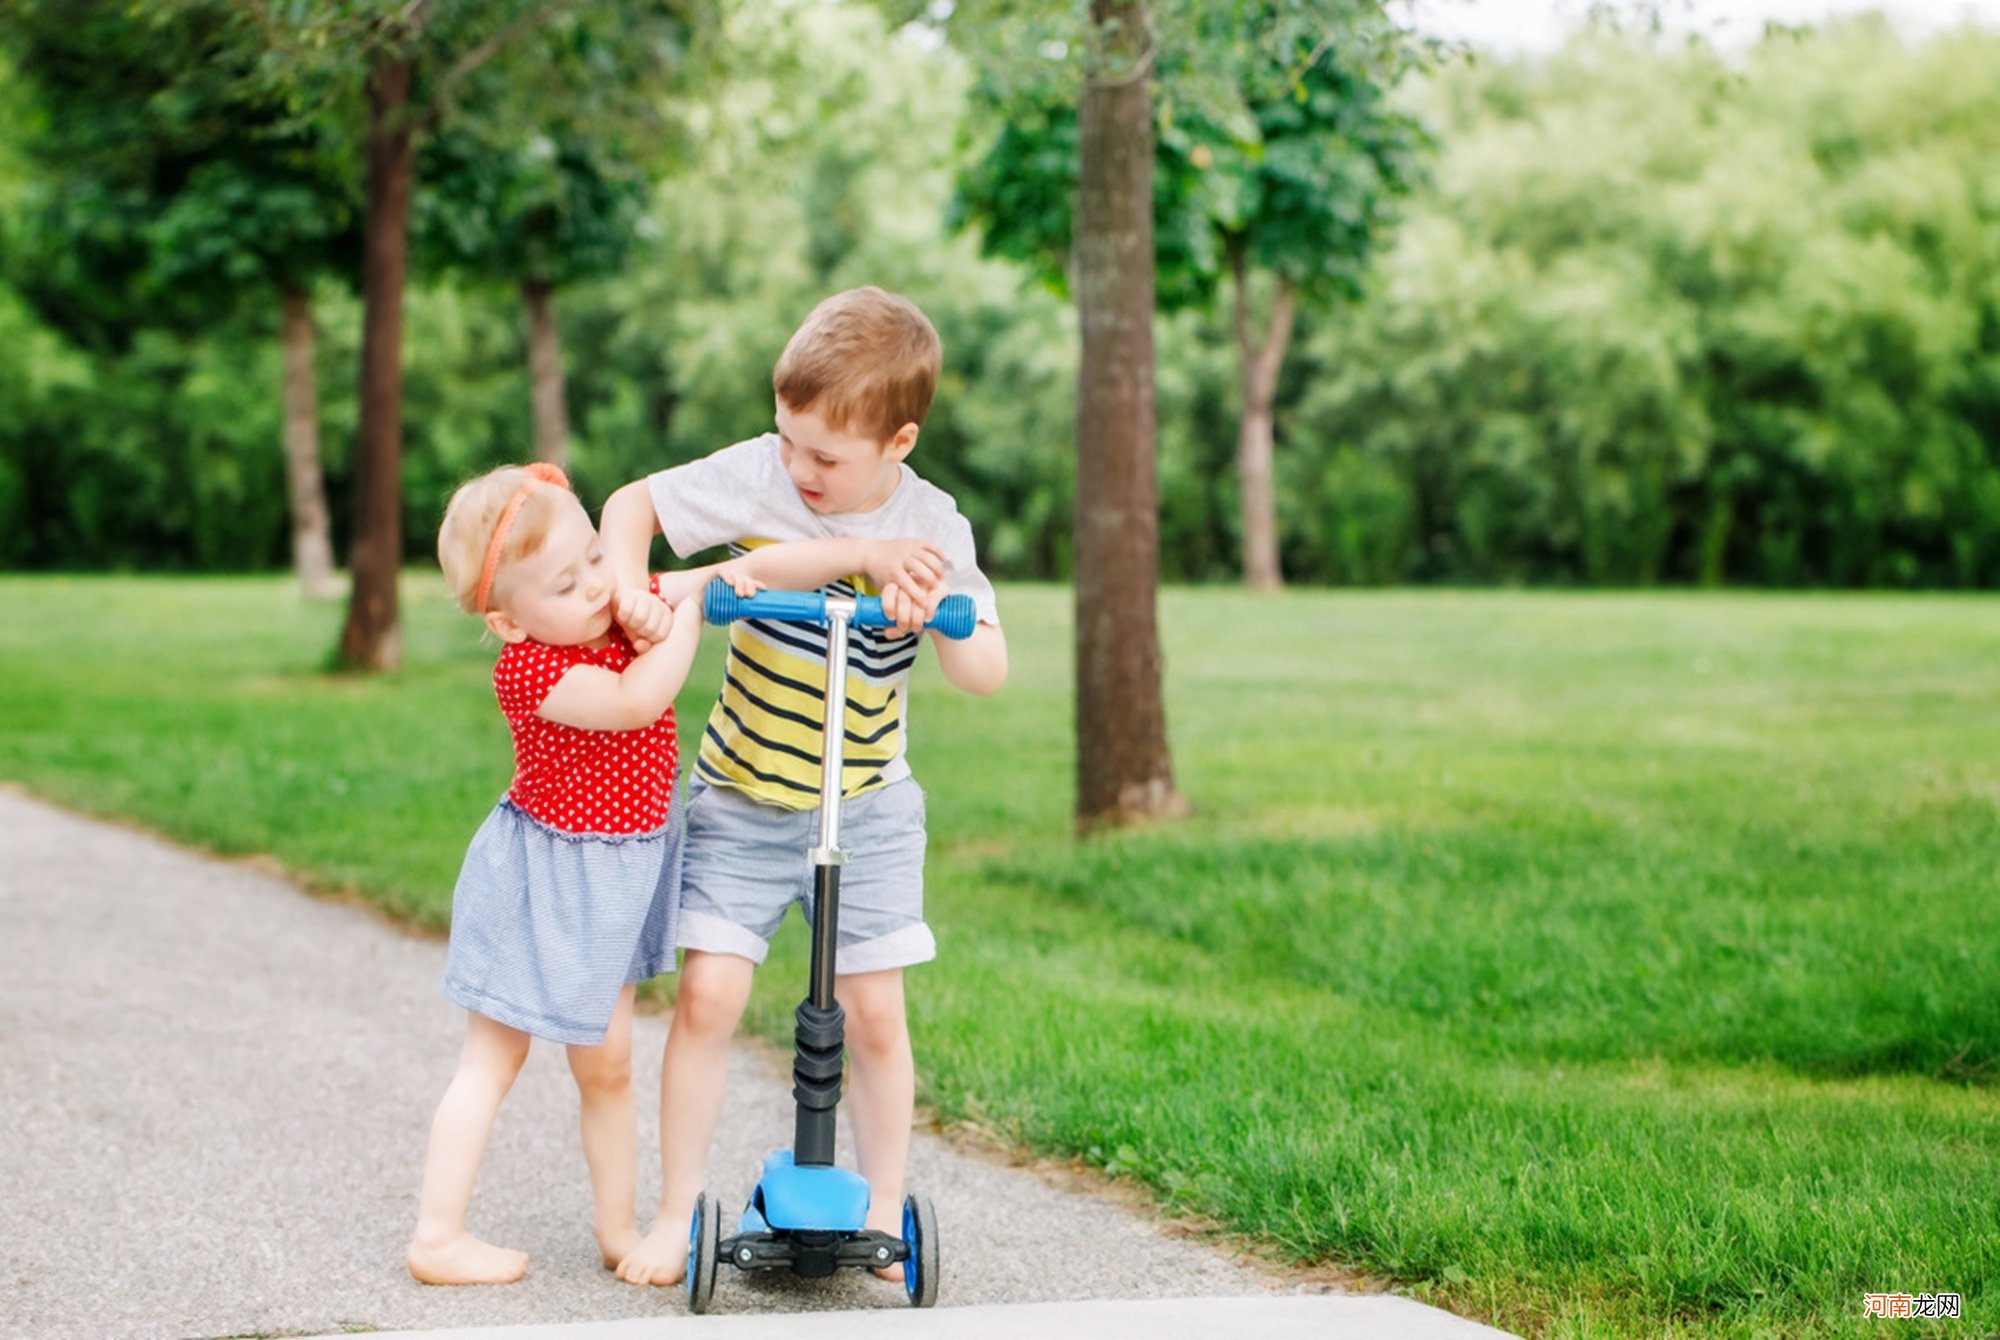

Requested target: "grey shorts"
[{"left": 675, "top": 775, "right": 935, "bottom": 975}]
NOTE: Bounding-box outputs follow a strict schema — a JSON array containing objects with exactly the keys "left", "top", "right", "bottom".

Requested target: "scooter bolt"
[
  {"left": 737, "top": 1246, "right": 754, "bottom": 1265},
  {"left": 875, "top": 1246, "right": 890, "bottom": 1261}
]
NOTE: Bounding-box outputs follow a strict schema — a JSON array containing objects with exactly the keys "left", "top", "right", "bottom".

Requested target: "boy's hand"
[
  {"left": 877, "top": 579, "right": 944, "bottom": 638},
  {"left": 862, "top": 540, "right": 947, "bottom": 602},
  {"left": 617, "top": 587, "right": 674, "bottom": 654}
]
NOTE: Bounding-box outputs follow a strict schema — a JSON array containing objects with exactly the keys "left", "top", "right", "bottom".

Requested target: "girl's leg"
[
  {"left": 837, "top": 968, "right": 914, "bottom": 1282},
  {"left": 567, "top": 985, "right": 639, "bottom": 1270},
  {"left": 407, "top": 1011, "right": 534, "bottom": 1284},
  {"left": 616, "top": 949, "right": 756, "bottom": 1286}
]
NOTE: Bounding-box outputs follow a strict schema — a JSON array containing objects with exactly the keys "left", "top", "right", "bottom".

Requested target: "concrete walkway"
[{"left": 0, "top": 789, "right": 1515, "bottom": 1340}]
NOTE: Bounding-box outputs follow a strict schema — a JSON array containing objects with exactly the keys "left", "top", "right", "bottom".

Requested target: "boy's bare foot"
[
  {"left": 614, "top": 1221, "right": 689, "bottom": 1287},
  {"left": 597, "top": 1225, "right": 642, "bottom": 1272},
  {"left": 406, "top": 1232, "right": 529, "bottom": 1285}
]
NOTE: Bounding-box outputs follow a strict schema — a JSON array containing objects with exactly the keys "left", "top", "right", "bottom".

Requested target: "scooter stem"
[{"left": 793, "top": 600, "right": 855, "bottom": 1167}]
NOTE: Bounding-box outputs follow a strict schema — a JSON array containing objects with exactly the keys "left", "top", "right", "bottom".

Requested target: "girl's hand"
[
  {"left": 863, "top": 540, "right": 947, "bottom": 602},
  {"left": 711, "top": 559, "right": 766, "bottom": 599},
  {"left": 617, "top": 587, "right": 674, "bottom": 654}
]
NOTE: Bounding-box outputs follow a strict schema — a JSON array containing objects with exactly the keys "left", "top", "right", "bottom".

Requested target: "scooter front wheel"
[
  {"left": 902, "top": 1191, "right": 938, "bottom": 1308},
  {"left": 688, "top": 1190, "right": 721, "bottom": 1313}
]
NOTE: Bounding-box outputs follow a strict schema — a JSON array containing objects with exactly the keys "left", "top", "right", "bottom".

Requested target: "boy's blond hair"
[
  {"left": 437, "top": 466, "right": 569, "bottom": 613},
  {"left": 773, "top": 286, "right": 941, "bottom": 444}
]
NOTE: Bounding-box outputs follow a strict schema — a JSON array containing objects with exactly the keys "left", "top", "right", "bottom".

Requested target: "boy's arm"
[
  {"left": 535, "top": 592, "right": 703, "bottom": 731},
  {"left": 931, "top": 622, "right": 1008, "bottom": 696},
  {"left": 656, "top": 538, "right": 947, "bottom": 618},
  {"left": 600, "top": 479, "right": 661, "bottom": 594}
]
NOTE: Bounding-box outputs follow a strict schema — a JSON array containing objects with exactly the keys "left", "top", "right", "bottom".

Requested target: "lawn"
[{"left": 2, "top": 574, "right": 1994, "bottom": 1338}]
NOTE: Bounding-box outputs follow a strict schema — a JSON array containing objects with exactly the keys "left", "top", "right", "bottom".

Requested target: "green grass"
[{"left": 2, "top": 575, "right": 1995, "bottom": 1338}]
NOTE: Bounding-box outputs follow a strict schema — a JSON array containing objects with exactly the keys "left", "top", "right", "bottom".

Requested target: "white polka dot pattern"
[{"left": 493, "top": 627, "right": 679, "bottom": 836}]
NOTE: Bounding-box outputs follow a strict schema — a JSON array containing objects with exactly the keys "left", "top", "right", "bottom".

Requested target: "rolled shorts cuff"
[
  {"left": 836, "top": 922, "right": 937, "bottom": 975},
  {"left": 676, "top": 908, "right": 774, "bottom": 965}
]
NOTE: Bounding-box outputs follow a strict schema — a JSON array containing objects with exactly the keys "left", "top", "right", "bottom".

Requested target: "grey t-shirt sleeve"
[
  {"left": 647, "top": 435, "right": 787, "bottom": 559},
  {"left": 934, "top": 507, "right": 1000, "bottom": 628}
]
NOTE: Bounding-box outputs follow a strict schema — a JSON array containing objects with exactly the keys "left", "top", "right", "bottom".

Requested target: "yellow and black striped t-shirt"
[{"left": 696, "top": 568, "right": 917, "bottom": 809}]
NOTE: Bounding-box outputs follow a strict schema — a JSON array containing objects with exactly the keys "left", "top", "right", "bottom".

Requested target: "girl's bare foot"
[
  {"left": 598, "top": 1225, "right": 642, "bottom": 1272},
  {"left": 614, "top": 1222, "right": 689, "bottom": 1287},
  {"left": 406, "top": 1231, "right": 529, "bottom": 1285}
]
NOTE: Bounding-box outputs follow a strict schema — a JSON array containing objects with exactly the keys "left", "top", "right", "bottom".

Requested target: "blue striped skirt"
[{"left": 441, "top": 797, "right": 679, "bottom": 1045}]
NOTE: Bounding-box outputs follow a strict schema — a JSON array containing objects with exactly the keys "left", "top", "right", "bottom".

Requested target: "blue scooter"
[{"left": 687, "top": 579, "right": 977, "bottom": 1313}]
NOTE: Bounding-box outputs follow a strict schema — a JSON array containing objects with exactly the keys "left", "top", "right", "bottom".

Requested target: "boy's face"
[{"left": 775, "top": 399, "right": 917, "bottom": 516}]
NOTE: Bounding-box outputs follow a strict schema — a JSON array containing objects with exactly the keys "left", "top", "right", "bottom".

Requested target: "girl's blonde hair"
[{"left": 437, "top": 465, "right": 571, "bottom": 613}]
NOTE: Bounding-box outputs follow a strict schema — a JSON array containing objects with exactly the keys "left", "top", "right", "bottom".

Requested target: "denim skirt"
[{"left": 441, "top": 798, "right": 679, "bottom": 1045}]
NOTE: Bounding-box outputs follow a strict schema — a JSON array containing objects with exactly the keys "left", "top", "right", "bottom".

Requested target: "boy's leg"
[
  {"left": 617, "top": 949, "right": 757, "bottom": 1286},
  {"left": 408, "top": 1012, "right": 534, "bottom": 1284},
  {"left": 567, "top": 985, "right": 638, "bottom": 1270},
  {"left": 836, "top": 967, "right": 914, "bottom": 1282}
]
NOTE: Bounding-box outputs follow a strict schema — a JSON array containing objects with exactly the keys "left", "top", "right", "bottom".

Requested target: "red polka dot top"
[{"left": 493, "top": 622, "right": 679, "bottom": 837}]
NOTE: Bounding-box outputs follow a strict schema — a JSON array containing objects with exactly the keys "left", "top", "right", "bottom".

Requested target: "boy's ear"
[
  {"left": 885, "top": 421, "right": 919, "bottom": 462},
  {"left": 483, "top": 608, "right": 529, "bottom": 643}
]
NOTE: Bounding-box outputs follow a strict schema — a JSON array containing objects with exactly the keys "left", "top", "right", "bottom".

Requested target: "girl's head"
[{"left": 438, "top": 464, "right": 616, "bottom": 648}]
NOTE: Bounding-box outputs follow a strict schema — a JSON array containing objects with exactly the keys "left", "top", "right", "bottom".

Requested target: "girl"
[{"left": 412, "top": 462, "right": 747, "bottom": 1286}]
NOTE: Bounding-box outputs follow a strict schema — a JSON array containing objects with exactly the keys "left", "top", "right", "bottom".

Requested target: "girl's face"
[
  {"left": 775, "top": 399, "right": 916, "bottom": 516},
  {"left": 484, "top": 495, "right": 616, "bottom": 648}
]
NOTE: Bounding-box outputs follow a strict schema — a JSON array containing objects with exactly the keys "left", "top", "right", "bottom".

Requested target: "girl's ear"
[{"left": 483, "top": 608, "right": 528, "bottom": 643}]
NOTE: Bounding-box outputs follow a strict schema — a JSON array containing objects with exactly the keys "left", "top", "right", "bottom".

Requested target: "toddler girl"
[{"left": 410, "top": 462, "right": 746, "bottom": 1285}]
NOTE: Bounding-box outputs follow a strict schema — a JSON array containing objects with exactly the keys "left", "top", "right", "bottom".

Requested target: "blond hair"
[
  {"left": 773, "top": 286, "right": 941, "bottom": 443},
  {"left": 437, "top": 466, "right": 571, "bottom": 613}
]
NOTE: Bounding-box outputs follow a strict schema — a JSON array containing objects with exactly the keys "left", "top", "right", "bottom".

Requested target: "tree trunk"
[
  {"left": 280, "top": 288, "right": 340, "bottom": 600},
  {"left": 522, "top": 276, "right": 568, "bottom": 469},
  {"left": 338, "top": 55, "right": 416, "bottom": 671},
  {"left": 1072, "top": 0, "right": 1184, "bottom": 832},
  {"left": 1232, "top": 256, "right": 1294, "bottom": 593}
]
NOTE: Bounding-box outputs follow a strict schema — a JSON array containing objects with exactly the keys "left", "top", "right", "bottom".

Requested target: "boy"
[{"left": 601, "top": 286, "right": 1007, "bottom": 1286}]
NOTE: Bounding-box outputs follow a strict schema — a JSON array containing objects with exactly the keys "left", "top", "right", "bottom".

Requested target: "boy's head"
[{"left": 772, "top": 287, "right": 940, "bottom": 515}]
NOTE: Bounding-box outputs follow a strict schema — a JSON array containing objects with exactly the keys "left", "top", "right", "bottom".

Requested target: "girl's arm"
[{"left": 534, "top": 593, "right": 704, "bottom": 731}]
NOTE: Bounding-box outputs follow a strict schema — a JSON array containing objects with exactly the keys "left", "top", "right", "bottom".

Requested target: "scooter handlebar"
[{"left": 703, "top": 580, "right": 978, "bottom": 641}]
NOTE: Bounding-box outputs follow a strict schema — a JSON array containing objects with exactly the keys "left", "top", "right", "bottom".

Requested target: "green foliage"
[
  {"left": 951, "top": 2, "right": 1425, "bottom": 309},
  {"left": 0, "top": 0, "right": 357, "bottom": 344},
  {"left": 4, "top": 7, "right": 2000, "bottom": 590},
  {"left": 1291, "top": 17, "right": 2000, "bottom": 586}
]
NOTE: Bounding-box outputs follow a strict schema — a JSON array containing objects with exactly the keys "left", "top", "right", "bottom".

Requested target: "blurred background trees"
[{"left": 0, "top": 5, "right": 1996, "bottom": 591}]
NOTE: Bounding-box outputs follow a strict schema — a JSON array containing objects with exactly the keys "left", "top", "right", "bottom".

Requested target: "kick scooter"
[{"left": 686, "top": 579, "right": 977, "bottom": 1312}]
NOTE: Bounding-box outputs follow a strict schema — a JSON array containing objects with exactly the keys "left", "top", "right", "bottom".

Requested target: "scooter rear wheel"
[{"left": 902, "top": 1191, "right": 938, "bottom": 1308}]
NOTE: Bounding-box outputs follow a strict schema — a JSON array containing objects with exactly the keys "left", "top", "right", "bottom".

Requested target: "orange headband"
[{"left": 474, "top": 462, "right": 570, "bottom": 614}]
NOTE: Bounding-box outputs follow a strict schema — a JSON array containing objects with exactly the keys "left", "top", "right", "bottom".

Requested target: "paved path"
[{"left": 0, "top": 790, "right": 1514, "bottom": 1340}]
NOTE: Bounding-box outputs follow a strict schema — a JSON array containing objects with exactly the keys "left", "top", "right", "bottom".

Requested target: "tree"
[
  {"left": 201, "top": 0, "right": 701, "bottom": 669},
  {"left": 1069, "top": 0, "right": 1184, "bottom": 828},
  {"left": 1, "top": 0, "right": 356, "bottom": 597},
  {"left": 416, "top": 129, "right": 653, "bottom": 470},
  {"left": 954, "top": 4, "right": 1424, "bottom": 591}
]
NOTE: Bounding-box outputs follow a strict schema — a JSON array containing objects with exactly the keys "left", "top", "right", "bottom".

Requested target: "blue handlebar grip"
[
  {"left": 703, "top": 583, "right": 825, "bottom": 627},
  {"left": 703, "top": 581, "right": 977, "bottom": 641}
]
